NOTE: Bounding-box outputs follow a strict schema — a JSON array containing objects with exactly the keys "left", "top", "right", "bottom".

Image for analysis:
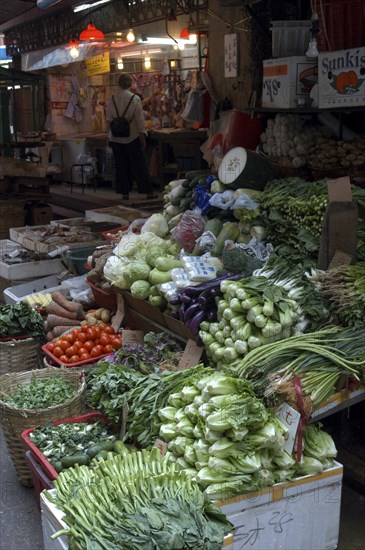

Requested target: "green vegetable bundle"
[
  {"left": 2, "top": 374, "right": 75, "bottom": 409},
  {"left": 232, "top": 326, "right": 365, "bottom": 407},
  {"left": 47, "top": 448, "right": 232, "bottom": 550},
  {"left": 29, "top": 421, "right": 116, "bottom": 471},
  {"left": 158, "top": 373, "right": 337, "bottom": 500},
  {"left": 258, "top": 178, "right": 365, "bottom": 260},
  {"left": 199, "top": 276, "right": 304, "bottom": 368},
  {"left": 0, "top": 302, "right": 45, "bottom": 341}
]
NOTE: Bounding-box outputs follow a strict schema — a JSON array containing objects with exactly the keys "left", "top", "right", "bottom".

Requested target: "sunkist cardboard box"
[
  {"left": 262, "top": 56, "right": 318, "bottom": 108},
  {"left": 318, "top": 47, "right": 365, "bottom": 108}
]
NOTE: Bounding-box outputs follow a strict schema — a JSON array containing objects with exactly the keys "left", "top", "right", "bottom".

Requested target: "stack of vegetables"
[
  {"left": 257, "top": 177, "right": 365, "bottom": 260},
  {"left": 46, "top": 447, "right": 233, "bottom": 549},
  {"left": 158, "top": 373, "right": 337, "bottom": 500},
  {"left": 199, "top": 276, "right": 305, "bottom": 367},
  {"left": 2, "top": 374, "right": 76, "bottom": 410},
  {"left": 232, "top": 326, "right": 365, "bottom": 409},
  {"left": 0, "top": 302, "right": 45, "bottom": 341},
  {"left": 309, "top": 263, "right": 365, "bottom": 328}
]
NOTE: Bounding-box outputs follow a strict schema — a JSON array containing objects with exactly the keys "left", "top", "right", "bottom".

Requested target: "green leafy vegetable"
[
  {"left": 0, "top": 302, "right": 45, "bottom": 340},
  {"left": 3, "top": 374, "right": 75, "bottom": 409}
]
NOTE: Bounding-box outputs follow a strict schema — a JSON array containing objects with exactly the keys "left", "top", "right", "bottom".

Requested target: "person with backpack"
[{"left": 106, "top": 73, "right": 157, "bottom": 200}]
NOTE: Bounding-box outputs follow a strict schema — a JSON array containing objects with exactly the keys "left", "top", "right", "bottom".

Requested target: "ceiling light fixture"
[
  {"left": 144, "top": 57, "right": 151, "bottom": 69},
  {"left": 73, "top": 0, "right": 112, "bottom": 13},
  {"left": 117, "top": 58, "right": 124, "bottom": 70},
  {"left": 126, "top": 29, "right": 135, "bottom": 43},
  {"left": 79, "top": 23, "right": 105, "bottom": 41},
  {"left": 68, "top": 39, "right": 80, "bottom": 59}
]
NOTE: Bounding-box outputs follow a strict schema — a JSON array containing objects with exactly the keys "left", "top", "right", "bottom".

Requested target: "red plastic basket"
[
  {"left": 42, "top": 342, "right": 114, "bottom": 368},
  {"left": 22, "top": 412, "right": 108, "bottom": 481},
  {"left": 101, "top": 225, "right": 129, "bottom": 244},
  {"left": 87, "top": 280, "right": 117, "bottom": 311},
  {"left": 317, "top": 0, "right": 365, "bottom": 52},
  {"left": 25, "top": 451, "right": 54, "bottom": 510}
]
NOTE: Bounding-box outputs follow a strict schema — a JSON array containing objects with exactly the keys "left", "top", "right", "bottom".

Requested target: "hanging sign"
[
  {"left": 85, "top": 52, "right": 110, "bottom": 76},
  {"left": 224, "top": 34, "right": 238, "bottom": 78}
]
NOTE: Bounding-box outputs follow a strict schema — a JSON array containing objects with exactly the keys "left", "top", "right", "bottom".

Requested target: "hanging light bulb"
[
  {"left": 79, "top": 23, "right": 105, "bottom": 41},
  {"left": 306, "top": 11, "right": 319, "bottom": 57},
  {"left": 117, "top": 58, "right": 124, "bottom": 70},
  {"left": 144, "top": 56, "right": 151, "bottom": 70},
  {"left": 68, "top": 39, "right": 80, "bottom": 59},
  {"left": 127, "top": 29, "right": 135, "bottom": 43},
  {"left": 189, "top": 33, "right": 197, "bottom": 44},
  {"left": 306, "top": 38, "right": 319, "bottom": 57}
]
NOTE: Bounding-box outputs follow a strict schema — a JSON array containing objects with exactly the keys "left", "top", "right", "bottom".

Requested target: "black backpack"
[{"left": 110, "top": 94, "right": 134, "bottom": 137}]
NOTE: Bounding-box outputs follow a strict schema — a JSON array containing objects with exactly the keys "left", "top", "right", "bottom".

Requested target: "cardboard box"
[
  {"left": 319, "top": 47, "right": 365, "bottom": 108},
  {"left": 9, "top": 225, "right": 104, "bottom": 254},
  {"left": 85, "top": 206, "right": 149, "bottom": 225},
  {"left": 262, "top": 56, "right": 318, "bottom": 108},
  {"left": 220, "top": 462, "right": 343, "bottom": 550},
  {"left": 31, "top": 205, "right": 53, "bottom": 226}
]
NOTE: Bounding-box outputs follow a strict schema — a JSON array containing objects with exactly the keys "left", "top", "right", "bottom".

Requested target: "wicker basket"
[
  {"left": 0, "top": 368, "right": 86, "bottom": 486},
  {"left": 0, "top": 337, "right": 41, "bottom": 376},
  {"left": 0, "top": 198, "right": 25, "bottom": 240},
  {"left": 269, "top": 158, "right": 310, "bottom": 179},
  {"left": 310, "top": 166, "right": 348, "bottom": 181}
]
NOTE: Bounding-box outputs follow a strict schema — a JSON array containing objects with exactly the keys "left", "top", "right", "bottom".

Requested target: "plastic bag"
[
  {"left": 171, "top": 209, "right": 206, "bottom": 254},
  {"left": 194, "top": 231, "right": 217, "bottom": 253},
  {"left": 128, "top": 218, "right": 146, "bottom": 234},
  {"left": 61, "top": 276, "right": 93, "bottom": 305},
  {"left": 231, "top": 193, "right": 259, "bottom": 211},
  {"left": 236, "top": 237, "right": 274, "bottom": 263},
  {"left": 194, "top": 185, "right": 211, "bottom": 215},
  {"left": 209, "top": 190, "right": 235, "bottom": 210},
  {"left": 181, "top": 255, "right": 218, "bottom": 282},
  {"left": 170, "top": 268, "right": 195, "bottom": 289}
]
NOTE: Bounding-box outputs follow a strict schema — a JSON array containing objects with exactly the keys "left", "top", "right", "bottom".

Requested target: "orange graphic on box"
[
  {"left": 263, "top": 64, "right": 288, "bottom": 77},
  {"left": 331, "top": 70, "right": 364, "bottom": 94}
]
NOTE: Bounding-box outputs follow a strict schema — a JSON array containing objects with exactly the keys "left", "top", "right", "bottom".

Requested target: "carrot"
[
  {"left": 47, "top": 301, "right": 78, "bottom": 319},
  {"left": 46, "top": 315, "right": 81, "bottom": 330},
  {"left": 52, "top": 292, "right": 83, "bottom": 317}
]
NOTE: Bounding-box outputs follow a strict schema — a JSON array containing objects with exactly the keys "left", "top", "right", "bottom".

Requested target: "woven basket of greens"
[{"left": 0, "top": 368, "right": 85, "bottom": 486}]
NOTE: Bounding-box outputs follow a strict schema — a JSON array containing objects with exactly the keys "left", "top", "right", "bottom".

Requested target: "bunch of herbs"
[
  {"left": 3, "top": 374, "right": 75, "bottom": 409},
  {"left": 0, "top": 302, "right": 45, "bottom": 341}
]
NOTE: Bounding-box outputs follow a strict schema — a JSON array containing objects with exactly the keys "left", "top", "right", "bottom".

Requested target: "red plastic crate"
[
  {"left": 22, "top": 412, "right": 108, "bottom": 481},
  {"left": 42, "top": 342, "right": 114, "bottom": 368},
  {"left": 87, "top": 280, "right": 117, "bottom": 311},
  {"left": 25, "top": 450, "right": 54, "bottom": 510},
  {"left": 101, "top": 225, "right": 129, "bottom": 244},
  {"left": 317, "top": 0, "right": 365, "bottom": 52}
]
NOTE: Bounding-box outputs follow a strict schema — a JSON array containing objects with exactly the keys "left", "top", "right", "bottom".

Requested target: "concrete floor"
[{"left": 0, "top": 428, "right": 364, "bottom": 550}]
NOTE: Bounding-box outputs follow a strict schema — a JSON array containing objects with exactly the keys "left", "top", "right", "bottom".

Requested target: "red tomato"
[
  {"left": 52, "top": 346, "right": 63, "bottom": 358},
  {"left": 81, "top": 325, "right": 89, "bottom": 334},
  {"left": 111, "top": 336, "right": 122, "bottom": 350},
  {"left": 69, "top": 354, "right": 81, "bottom": 363},
  {"left": 66, "top": 345, "right": 78, "bottom": 358},
  {"left": 78, "top": 347, "right": 87, "bottom": 355},
  {"left": 84, "top": 340, "right": 94, "bottom": 352},
  {"left": 59, "top": 355, "right": 69, "bottom": 364},
  {"left": 46, "top": 342, "right": 55, "bottom": 352},
  {"left": 90, "top": 345, "right": 103, "bottom": 358},
  {"left": 73, "top": 340, "right": 83, "bottom": 350},
  {"left": 104, "top": 326, "right": 115, "bottom": 335},
  {"left": 99, "top": 335, "right": 111, "bottom": 347},
  {"left": 53, "top": 338, "right": 63, "bottom": 348},
  {"left": 86, "top": 327, "right": 97, "bottom": 341},
  {"left": 77, "top": 332, "right": 87, "bottom": 344},
  {"left": 59, "top": 339, "right": 69, "bottom": 351},
  {"left": 80, "top": 352, "right": 90, "bottom": 361},
  {"left": 103, "top": 344, "right": 114, "bottom": 354},
  {"left": 94, "top": 326, "right": 101, "bottom": 336},
  {"left": 98, "top": 324, "right": 107, "bottom": 331}
]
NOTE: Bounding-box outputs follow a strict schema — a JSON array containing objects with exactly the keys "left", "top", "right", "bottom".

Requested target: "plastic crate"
[
  {"left": 101, "top": 225, "right": 129, "bottom": 244},
  {"left": 271, "top": 20, "right": 311, "bottom": 57},
  {"left": 25, "top": 450, "right": 54, "bottom": 510},
  {"left": 317, "top": 0, "right": 365, "bottom": 51},
  {"left": 67, "top": 245, "right": 99, "bottom": 275},
  {"left": 3, "top": 274, "right": 66, "bottom": 305},
  {"left": 42, "top": 341, "right": 114, "bottom": 369},
  {"left": 22, "top": 412, "right": 108, "bottom": 481},
  {"left": 87, "top": 280, "right": 117, "bottom": 311}
]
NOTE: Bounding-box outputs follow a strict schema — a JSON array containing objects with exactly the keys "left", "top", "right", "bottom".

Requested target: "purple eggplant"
[
  {"left": 168, "top": 310, "right": 180, "bottom": 319},
  {"left": 169, "top": 296, "right": 182, "bottom": 306},
  {"left": 182, "top": 273, "right": 243, "bottom": 297},
  {"left": 188, "top": 310, "right": 207, "bottom": 335},
  {"left": 183, "top": 302, "right": 201, "bottom": 323},
  {"left": 178, "top": 292, "right": 192, "bottom": 304},
  {"left": 179, "top": 303, "right": 187, "bottom": 322}
]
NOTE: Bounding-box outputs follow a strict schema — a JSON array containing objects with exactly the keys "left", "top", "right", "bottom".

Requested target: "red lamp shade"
[
  {"left": 180, "top": 27, "right": 190, "bottom": 39},
  {"left": 79, "top": 23, "right": 105, "bottom": 41}
]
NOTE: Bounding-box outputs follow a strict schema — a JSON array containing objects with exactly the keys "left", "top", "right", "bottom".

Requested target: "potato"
[
  {"left": 93, "top": 308, "right": 105, "bottom": 320},
  {"left": 101, "top": 309, "right": 111, "bottom": 323}
]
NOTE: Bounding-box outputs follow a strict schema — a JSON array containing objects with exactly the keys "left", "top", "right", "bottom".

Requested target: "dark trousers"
[{"left": 111, "top": 138, "right": 151, "bottom": 195}]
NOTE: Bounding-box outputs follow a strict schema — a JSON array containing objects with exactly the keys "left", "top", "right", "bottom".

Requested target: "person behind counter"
[{"left": 106, "top": 73, "right": 157, "bottom": 200}]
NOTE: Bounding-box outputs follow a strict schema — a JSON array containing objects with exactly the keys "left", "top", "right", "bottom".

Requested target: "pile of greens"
[
  {"left": 29, "top": 421, "right": 116, "bottom": 467},
  {"left": 2, "top": 374, "right": 75, "bottom": 409},
  {"left": 158, "top": 373, "right": 337, "bottom": 500},
  {"left": 47, "top": 448, "right": 232, "bottom": 550},
  {"left": 0, "top": 302, "right": 45, "bottom": 341}
]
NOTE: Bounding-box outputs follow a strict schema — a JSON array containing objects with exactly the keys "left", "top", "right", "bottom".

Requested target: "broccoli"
[{"left": 222, "top": 248, "right": 263, "bottom": 275}]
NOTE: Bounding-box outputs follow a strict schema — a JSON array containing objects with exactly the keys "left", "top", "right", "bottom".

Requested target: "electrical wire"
[{"left": 207, "top": 8, "right": 251, "bottom": 32}]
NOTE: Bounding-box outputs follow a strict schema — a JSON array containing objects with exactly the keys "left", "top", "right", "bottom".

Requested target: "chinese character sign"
[{"left": 224, "top": 34, "right": 238, "bottom": 78}]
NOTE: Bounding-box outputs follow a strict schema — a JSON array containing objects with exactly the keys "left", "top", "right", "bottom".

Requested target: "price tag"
[
  {"left": 154, "top": 439, "right": 168, "bottom": 457},
  {"left": 177, "top": 339, "right": 203, "bottom": 370},
  {"left": 119, "top": 402, "right": 129, "bottom": 439},
  {"left": 112, "top": 293, "right": 124, "bottom": 333},
  {"left": 276, "top": 402, "right": 301, "bottom": 455},
  {"left": 122, "top": 330, "right": 144, "bottom": 347}
]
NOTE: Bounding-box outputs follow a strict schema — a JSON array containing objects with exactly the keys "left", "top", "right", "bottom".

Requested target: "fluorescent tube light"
[{"left": 73, "top": 0, "right": 112, "bottom": 13}]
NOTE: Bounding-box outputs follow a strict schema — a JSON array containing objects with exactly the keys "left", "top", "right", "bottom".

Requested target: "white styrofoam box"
[
  {"left": 262, "top": 56, "right": 318, "bottom": 108},
  {"left": 3, "top": 274, "right": 68, "bottom": 305},
  {"left": 0, "top": 239, "right": 64, "bottom": 280},
  {"left": 318, "top": 47, "right": 365, "bottom": 109},
  {"left": 85, "top": 206, "right": 148, "bottom": 225},
  {"left": 218, "top": 462, "right": 343, "bottom": 550},
  {"left": 41, "top": 491, "right": 68, "bottom": 550}
]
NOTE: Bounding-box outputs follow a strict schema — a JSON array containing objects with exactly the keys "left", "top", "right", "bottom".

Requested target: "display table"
[{"left": 149, "top": 128, "right": 208, "bottom": 182}]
